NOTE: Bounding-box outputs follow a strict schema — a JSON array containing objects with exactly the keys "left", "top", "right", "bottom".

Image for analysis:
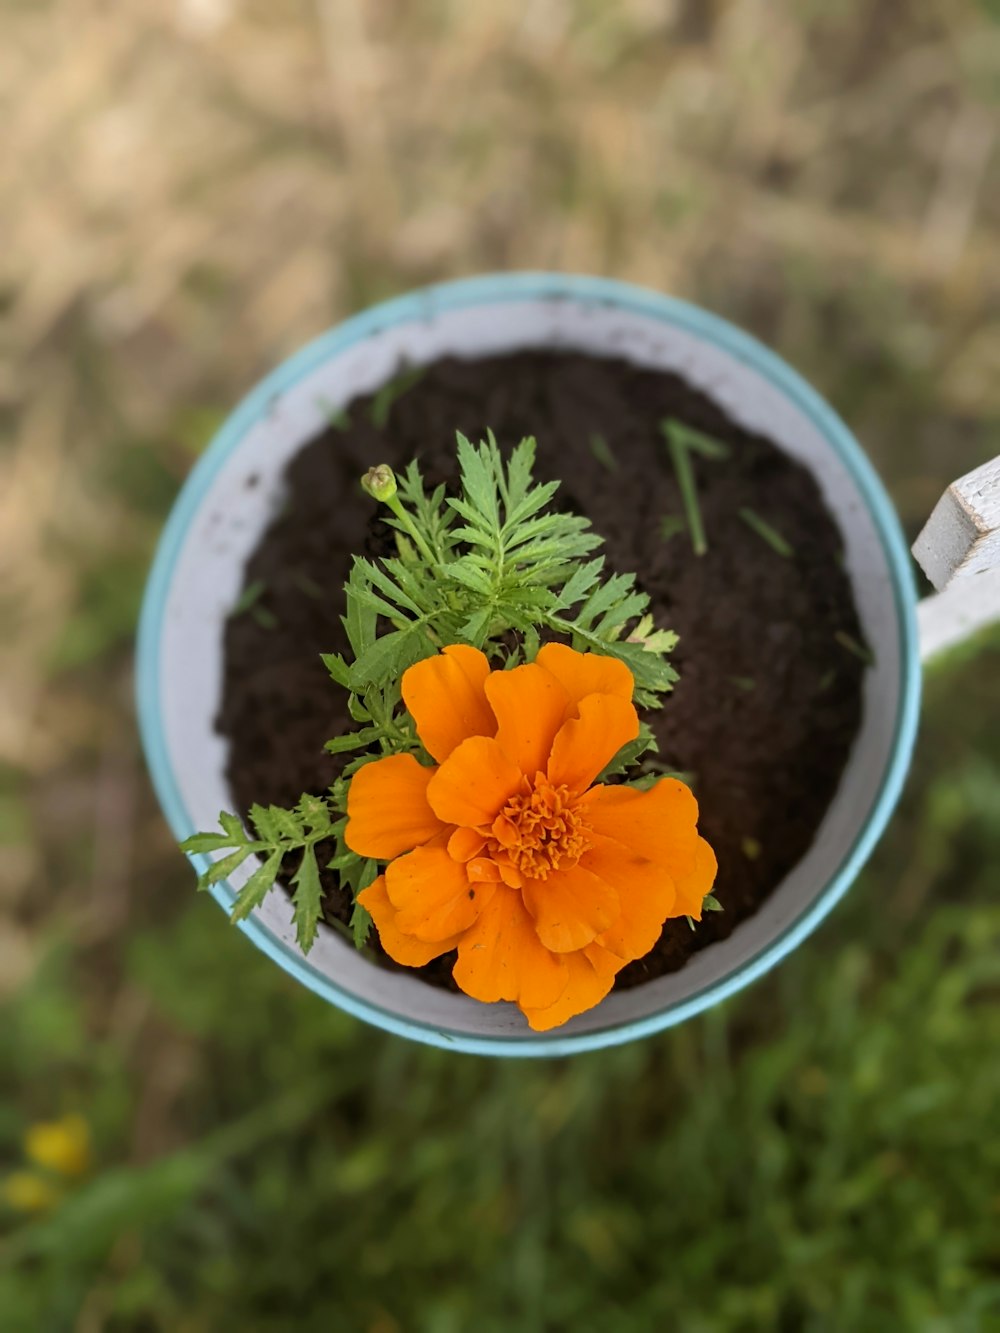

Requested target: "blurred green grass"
[{"left": 1, "top": 0, "right": 999, "bottom": 1328}]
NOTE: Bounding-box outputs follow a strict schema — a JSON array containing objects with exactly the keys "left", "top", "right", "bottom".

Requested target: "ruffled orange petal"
[
  {"left": 578, "top": 777, "right": 700, "bottom": 874},
  {"left": 385, "top": 844, "right": 496, "bottom": 942},
  {"left": 447, "top": 826, "right": 485, "bottom": 862},
  {"left": 546, "top": 694, "right": 639, "bottom": 794},
  {"left": 521, "top": 861, "right": 620, "bottom": 953},
  {"left": 426, "top": 736, "right": 524, "bottom": 829},
  {"left": 521, "top": 942, "right": 624, "bottom": 1031},
  {"left": 357, "top": 875, "right": 462, "bottom": 966},
  {"left": 345, "top": 754, "right": 446, "bottom": 859},
  {"left": 582, "top": 833, "right": 676, "bottom": 961},
  {"left": 535, "top": 643, "right": 634, "bottom": 713},
  {"left": 452, "top": 886, "right": 569, "bottom": 1009},
  {"left": 672, "top": 835, "right": 718, "bottom": 919},
  {"left": 401, "top": 644, "right": 496, "bottom": 763},
  {"left": 484, "top": 663, "right": 570, "bottom": 778}
]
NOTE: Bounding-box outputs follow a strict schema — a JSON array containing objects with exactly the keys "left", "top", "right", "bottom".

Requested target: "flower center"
[{"left": 490, "top": 776, "right": 591, "bottom": 880}]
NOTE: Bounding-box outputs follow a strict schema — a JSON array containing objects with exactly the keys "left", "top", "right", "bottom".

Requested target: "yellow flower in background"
[
  {"left": 1, "top": 1170, "right": 61, "bottom": 1214},
  {"left": 24, "top": 1113, "right": 91, "bottom": 1179}
]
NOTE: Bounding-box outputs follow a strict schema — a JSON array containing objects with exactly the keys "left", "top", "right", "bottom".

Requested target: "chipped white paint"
[{"left": 913, "top": 456, "right": 1000, "bottom": 660}]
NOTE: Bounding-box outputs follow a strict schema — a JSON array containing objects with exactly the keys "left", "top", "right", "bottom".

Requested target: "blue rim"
[{"left": 136, "top": 273, "right": 922, "bottom": 1057}]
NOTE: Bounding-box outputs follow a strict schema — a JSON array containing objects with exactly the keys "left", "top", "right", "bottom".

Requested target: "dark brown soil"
[{"left": 217, "top": 350, "right": 866, "bottom": 991}]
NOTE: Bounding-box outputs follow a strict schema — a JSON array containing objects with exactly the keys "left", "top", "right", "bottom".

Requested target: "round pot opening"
[{"left": 137, "top": 273, "right": 921, "bottom": 1056}]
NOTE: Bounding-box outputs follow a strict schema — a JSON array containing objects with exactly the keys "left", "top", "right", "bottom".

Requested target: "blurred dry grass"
[{"left": 1, "top": 4, "right": 1000, "bottom": 1325}]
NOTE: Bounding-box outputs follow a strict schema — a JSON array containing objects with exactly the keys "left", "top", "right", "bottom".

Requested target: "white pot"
[{"left": 137, "top": 273, "right": 921, "bottom": 1056}]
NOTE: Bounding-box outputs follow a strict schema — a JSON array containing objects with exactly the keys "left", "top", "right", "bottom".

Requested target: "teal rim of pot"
[{"left": 136, "top": 272, "right": 922, "bottom": 1058}]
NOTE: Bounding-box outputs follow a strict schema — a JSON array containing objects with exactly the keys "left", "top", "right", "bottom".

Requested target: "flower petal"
[
  {"left": 521, "top": 942, "right": 623, "bottom": 1031},
  {"left": 345, "top": 753, "right": 446, "bottom": 859},
  {"left": 401, "top": 644, "right": 496, "bottom": 763},
  {"left": 447, "top": 826, "right": 486, "bottom": 862},
  {"left": 453, "top": 886, "right": 569, "bottom": 1009},
  {"left": 535, "top": 643, "right": 634, "bottom": 712},
  {"left": 672, "top": 835, "right": 719, "bottom": 920},
  {"left": 521, "top": 861, "right": 620, "bottom": 953},
  {"left": 546, "top": 694, "right": 639, "bottom": 794},
  {"left": 358, "top": 875, "right": 462, "bottom": 966},
  {"left": 485, "top": 663, "right": 570, "bottom": 778},
  {"left": 578, "top": 777, "right": 700, "bottom": 874},
  {"left": 386, "top": 845, "right": 496, "bottom": 941},
  {"left": 426, "top": 736, "right": 525, "bottom": 828},
  {"left": 582, "top": 834, "right": 676, "bottom": 961}
]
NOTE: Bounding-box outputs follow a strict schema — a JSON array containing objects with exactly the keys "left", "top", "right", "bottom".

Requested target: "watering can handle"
[{"left": 912, "top": 456, "right": 1000, "bottom": 662}]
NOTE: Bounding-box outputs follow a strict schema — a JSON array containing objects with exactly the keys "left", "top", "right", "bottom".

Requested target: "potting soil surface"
[{"left": 217, "top": 350, "right": 866, "bottom": 990}]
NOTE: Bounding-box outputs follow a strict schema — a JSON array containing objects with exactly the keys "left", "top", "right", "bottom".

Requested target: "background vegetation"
[{"left": 2, "top": 1, "right": 998, "bottom": 1328}]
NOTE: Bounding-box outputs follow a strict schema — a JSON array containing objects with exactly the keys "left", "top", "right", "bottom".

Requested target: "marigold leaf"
[
  {"left": 197, "top": 846, "right": 255, "bottom": 891},
  {"left": 230, "top": 850, "right": 284, "bottom": 922},
  {"left": 321, "top": 652, "right": 352, "bottom": 687},
  {"left": 456, "top": 433, "right": 499, "bottom": 528},
  {"left": 460, "top": 605, "right": 494, "bottom": 645},
  {"left": 348, "top": 628, "right": 435, "bottom": 691},
  {"left": 180, "top": 830, "right": 236, "bottom": 854},
  {"left": 445, "top": 560, "right": 494, "bottom": 596},
  {"left": 324, "top": 727, "right": 382, "bottom": 754},
  {"left": 219, "top": 811, "right": 246, "bottom": 841},
  {"left": 597, "top": 727, "right": 658, "bottom": 782},
  {"left": 297, "top": 793, "right": 334, "bottom": 836},
  {"left": 355, "top": 557, "right": 424, "bottom": 616},
  {"left": 291, "top": 844, "right": 323, "bottom": 952},
  {"left": 554, "top": 558, "right": 605, "bottom": 611},
  {"left": 350, "top": 901, "right": 373, "bottom": 949}
]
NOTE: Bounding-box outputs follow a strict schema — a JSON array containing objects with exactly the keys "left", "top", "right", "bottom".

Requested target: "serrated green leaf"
[
  {"left": 230, "top": 850, "right": 284, "bottom": 922},
  {"left": 297, "top": 793, "right": 333, "bottom": 836},
  {"left": 348, "top": 628, "right": 435, "bottom": 691},
  {"left": 181, "top": 830, "right": 239, "bottom": 854},
  {"left": 501, "top": 437, "right": 537, "bottom": 514},
  {"left": 291, "top": 845, "right": 323, "bottom": 953},
  {"left": 344, "top": 568, "right": 378, "bottom": 656},
  {"left": 324, "top": 727, "right": 381, "bottom": 754},
  {"left": 356, "top": 557, "right": 424, "bottom": 616},
  {"left": 252, "top": 805, "right": 302, "bottom": 843},
  {"left": 456, "top": 434, "right": 500, "bottom": 529},
  {"left": 197, "top": 846, "right": 254, "bottom": 890},
  {"left": 445, "top": 560, "right": 493, "bottom": 595},
  {"left": 321, "top": 652, "right": 352, "bottom": 687},
  {"left": 460, "top": 605, "right": 494, "bottom": 644},
  {"left": 349, "top": 585, "right": 415, "bottom": 626},
  {"left": 597, "top": 727, "right": 658, "bottom": 782},
  {"left": 248, "top": 803, "right": 282, "bottom": 842},
  {"left": 576, "top": 573, "right": 636, "bottom": 630},
  {"left": 219, "top": 811, "right": 246, "bottom": 840},
  {"left": 350, "top": 901, "right": 373, "bottom": 950},
  {"left": 554, "top": 559, "right": 605, "bottom": 610}
]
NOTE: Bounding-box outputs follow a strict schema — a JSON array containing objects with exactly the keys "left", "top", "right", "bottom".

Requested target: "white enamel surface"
[{"left": 157, "top": 296, "right": 904, "bottom": 1043}]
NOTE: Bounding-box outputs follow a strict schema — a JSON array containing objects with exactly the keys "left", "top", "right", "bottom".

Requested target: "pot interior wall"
[{"left": 149, "top": 285, "right": 908, "bottom": 1047}]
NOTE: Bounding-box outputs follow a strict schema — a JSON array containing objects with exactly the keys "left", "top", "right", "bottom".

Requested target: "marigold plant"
[
  {"left": 182, "top": 432, "right": 719, "bottom": 1031},
  {"left": 348, "top": 643, "right": 715, "bottom": 1029}
]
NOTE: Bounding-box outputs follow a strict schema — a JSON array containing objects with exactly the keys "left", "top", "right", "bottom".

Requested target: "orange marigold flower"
[{"left": 347, "top": 643, "right": 717, "bottom": 1031}]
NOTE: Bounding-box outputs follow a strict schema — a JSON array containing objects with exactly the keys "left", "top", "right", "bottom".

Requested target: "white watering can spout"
[{"left": 913, "top": 457, "right": 1000, "bottom": 662}]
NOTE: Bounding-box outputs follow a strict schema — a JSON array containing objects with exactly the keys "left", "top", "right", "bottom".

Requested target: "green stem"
[{"left": 383, "top": 493, "right": 440, "bottom": 572}]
